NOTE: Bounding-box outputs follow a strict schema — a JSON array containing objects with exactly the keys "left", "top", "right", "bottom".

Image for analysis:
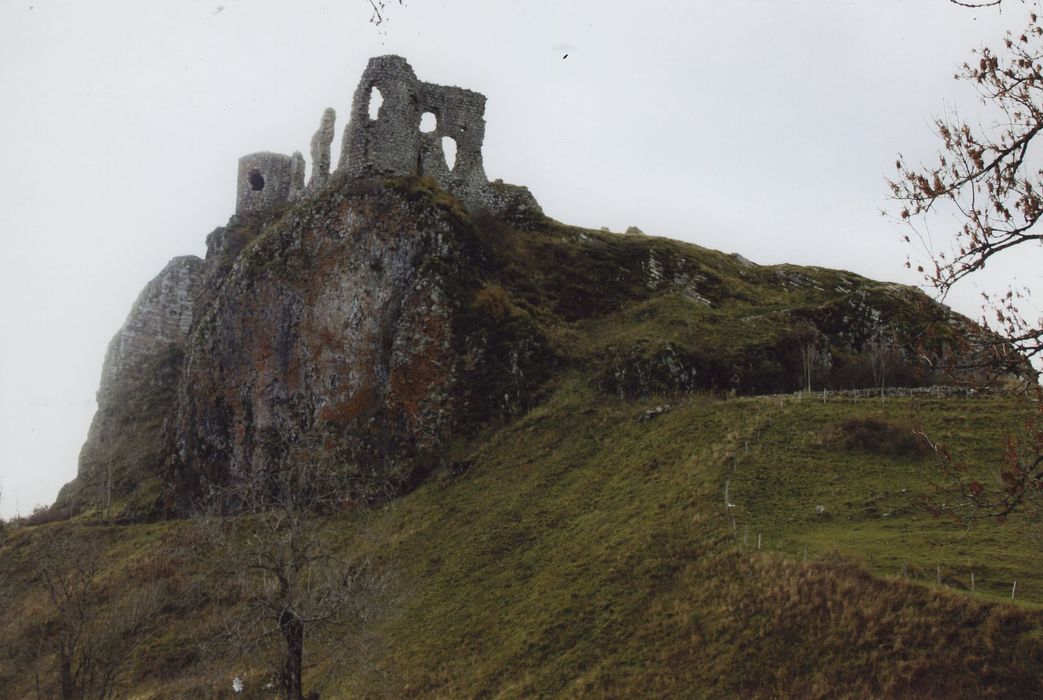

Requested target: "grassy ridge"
[
  {"left": 2, "top": 380, "right": 1042, "bottom": 697},
  {"left": 7, "top": 183, "right": 1042, "bottom": 696},
  {"left": 729, "top": 392, "right": 1043, "bottom": 604}
]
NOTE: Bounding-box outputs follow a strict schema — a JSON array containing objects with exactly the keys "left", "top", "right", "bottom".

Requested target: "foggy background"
[{"left": 0, "top": 0, "right": 1033, "bottom": 518}]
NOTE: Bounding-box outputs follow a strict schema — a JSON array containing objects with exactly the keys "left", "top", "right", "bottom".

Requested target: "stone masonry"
[
  {"left": 236, "top": 152, "right": 294, "bottom": 215},
  {"left": 234, "top": 55, "right": 542, "bottom": 220},
  {"left": 309, "top": 107, "right": 336, "bottom": 190},
  {"left": 338, "top": 55, "right": 491, "bottom": 209}
]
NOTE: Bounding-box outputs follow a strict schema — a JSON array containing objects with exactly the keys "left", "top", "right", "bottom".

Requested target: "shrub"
[
  {"left": 472, "top": 283, "right": 517, "bottom": 321},
  {"left": 822, "top": 417, "right": 928, "bottom": 458}
]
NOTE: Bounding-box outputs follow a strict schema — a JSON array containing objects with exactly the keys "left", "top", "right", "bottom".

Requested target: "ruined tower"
[
  {"left": 235, "top": 151, "right": 304, "bottom": 216},
  {"left": 338, "top": 55, "right": 492, "bottom": 210},
  {"left": 234, "top": 55, "right": 541, "bottom": 220}
]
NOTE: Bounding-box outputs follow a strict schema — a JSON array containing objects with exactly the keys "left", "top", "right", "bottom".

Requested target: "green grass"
[
  {"left": 324, "top": 380, "right": 1043, "bottom": 697},
  {"left": 4, "top": 380, "right": 1043, "bottom": 697},
  {"left": 727, "top": 392, "right": 1043, "bottom": 605},
  {"left": 13, "top": 180, "right": 1043, "bottom": 696}
]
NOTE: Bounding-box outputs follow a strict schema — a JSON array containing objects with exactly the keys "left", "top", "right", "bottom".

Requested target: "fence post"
[{"left": 1012, "top": 581, "right": 1017, "bottom": 600}]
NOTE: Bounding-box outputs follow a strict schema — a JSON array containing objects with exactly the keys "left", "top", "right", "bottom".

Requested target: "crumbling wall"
[
  {"left": 309, "top": 108, "right": 336, "bottom": 190},
  {"left": 338, "top": 55, "right": 495, "bottom": 212},
  {"left": 233, "top": 55, "right": 541, "bottom": 220}
]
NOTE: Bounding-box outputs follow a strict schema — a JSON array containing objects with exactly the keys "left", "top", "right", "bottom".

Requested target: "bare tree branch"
[
  {"left": 891, "top": 5, "right": 1043, "bottom": 522},
  {"left": 197, "top": 432, "right": 390, "bottom": 700}
]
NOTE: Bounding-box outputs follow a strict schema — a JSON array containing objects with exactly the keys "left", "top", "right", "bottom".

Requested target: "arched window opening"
[
  {"left": 419, "top": 112, "right": 437, "bottom": 133},
  {"left": 368, "top": 86, "right": 384, "bottom": 121},
  {"left": 249, "top": 170, "right": 265, "bottom": 191},
  {"left": 441, "top": 136, "right": 457, "bottom": 171}
]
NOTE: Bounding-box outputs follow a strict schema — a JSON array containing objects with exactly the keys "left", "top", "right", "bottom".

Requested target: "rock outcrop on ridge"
[{"left": 52, "top": 56, "right": 1023, "bottom": 520}]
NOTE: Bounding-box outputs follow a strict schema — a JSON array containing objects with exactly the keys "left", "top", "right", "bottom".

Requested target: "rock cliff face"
[
  {"left": 54, "top": 187, "right": 1023, "bottom": 519},
  {"left": 57, "top": 176, "right": 552, "bottom": 517},
  {"left": 174, "top": 181, "right": 486, "bottom": 505},
  {"left": 56, "top": 256, "right": 202, "bottom": 515}
]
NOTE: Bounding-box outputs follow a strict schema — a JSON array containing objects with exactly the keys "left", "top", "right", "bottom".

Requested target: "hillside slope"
[
  {"left": 54, "top": 176, "right": 1002, "bottom": 519},
  {"left": 11, "top": 173, "right": 1039, "bottom": 698},
  {"left": 3, "top": 381, "right": 1042, "bottom": 697}
]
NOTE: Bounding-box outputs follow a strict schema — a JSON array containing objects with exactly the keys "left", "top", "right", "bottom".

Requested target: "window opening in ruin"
[
  {"left": 419, "top": 112, "right": 437, "bottom": 133},
  {"left": 368, "top": 86, "right": 384, "bottom": 121},
  {"left": 249, "top": 170, "right": 265, "bottom": 191},
  {"left": 441, "top": 136, "right": 457, "bottom": 171}
]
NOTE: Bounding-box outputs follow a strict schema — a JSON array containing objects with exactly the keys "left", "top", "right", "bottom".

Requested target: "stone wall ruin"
[
  {"left": 338, "top": 55, "right": 491, "bottom": 210},
  {"left": 236, "top": 151, "right": 304, "bottom": 215},
  {"left": 234, "top": 55, "right": 541, "bottom": 220}
]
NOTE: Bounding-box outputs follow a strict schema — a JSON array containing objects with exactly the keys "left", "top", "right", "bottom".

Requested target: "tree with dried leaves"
[
  {"left": 200, "top": 452, "right": 388, "bottom": 700},
  {"left": 890, "top": 4, "right": 1043, "bottom": 521},
  {"left": 891, "top": 8, "right": 1043, "bottom": 369}
]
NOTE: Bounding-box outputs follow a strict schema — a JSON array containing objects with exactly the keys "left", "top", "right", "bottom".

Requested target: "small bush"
[
  {"left": 127, "top": 550, "right": 180, "bottom": 581},
  {"left": 472, "top": 283, "right": 526, "bottom": 322},
  {"left": 23, "top": 503, "right": 72, "bottom": 526},
  {"left": 822, "top": 417, "right": 928, "bottom": 458}
]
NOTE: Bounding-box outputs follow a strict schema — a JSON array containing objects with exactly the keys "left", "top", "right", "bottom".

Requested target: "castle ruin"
[{"left": 235, "top": 55, "right": 540, "bottom": 220}]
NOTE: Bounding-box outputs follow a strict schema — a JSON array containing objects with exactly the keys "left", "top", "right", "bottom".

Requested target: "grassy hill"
[
  {"left": 3, "top": 380, "right": 1041, "bottom": 697},
  {"left": 3, "top": 183, "right": 1041, "bottom": 697}
]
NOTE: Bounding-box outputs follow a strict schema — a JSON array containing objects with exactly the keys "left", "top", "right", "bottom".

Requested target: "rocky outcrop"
[
  {"left": 55, "top": 256, "right": 203, "bottom": 515},
  {"left": 55, "top": 170, "right": 1027, "bottom": 519},
  {"left": 173, "top": 184, "right": 470, "bottom": 502},
  {"left": 55, "top": 55, "right": 1030, "bottom": 521},
  {"left": 58, "top": 172, "right": 559, "bottom": 518},
  {"left": 98, "top": 256, "right": 202, "bottom": 391}
]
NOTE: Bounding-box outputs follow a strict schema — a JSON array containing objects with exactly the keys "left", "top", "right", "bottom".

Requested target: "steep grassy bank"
[
  {"left": 3, "top": 380, "right": 1041, "bottom": 698},
  {"left": 15, "top": 180, "right": 1041, "bottom": 696},
  {"left": 348, "top": 379, "right": 1043, "bottom": 698}
]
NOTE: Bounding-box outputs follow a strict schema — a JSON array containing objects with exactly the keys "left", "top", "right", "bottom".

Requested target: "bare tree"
[
  {"left": 891, "top": 4, "right": 1043, "bottom": 519},
  {"left": 918, "top": 387, "right": 1042, "bottom": 523},
  {"left": 367, "top": 0, "right": 404, "bottom": 27},
  {"left": 29, "top": 537, "right": 160, "bottom": 700},
  {"left": 890, "top": 8, "right": 1043, "bottom": 369},
  {"left": 199, "top": 451, "right": 388, "bottom": 700},
  {"left": 793, "top": 323, "right": 820, "bottom": 394},
  {"left": 866, "top": 328, "right": 897, "bottom": 398}
]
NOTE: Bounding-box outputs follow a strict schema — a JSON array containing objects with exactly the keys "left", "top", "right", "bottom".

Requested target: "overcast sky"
[{"left": 0, "top": 0, "right": 1035, "bottom": 518}]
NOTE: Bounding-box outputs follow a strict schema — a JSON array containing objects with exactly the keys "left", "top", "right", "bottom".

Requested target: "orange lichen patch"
[
  {"left": 317, "top": 384, "right": 379, "bottom": 425},
  {"left": 315, "top": 326, "right": 344, "bottom": 352},
  {"left": 388, "top": 312, "right": 453, "bottom": 441},
  {"left": 232, "top": 414, "right": 249, "bottom": 444},
  {"left": 283, "top": 353, "right": 303, "bottom": 395}
]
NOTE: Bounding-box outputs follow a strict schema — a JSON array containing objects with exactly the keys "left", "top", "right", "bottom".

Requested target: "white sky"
[{"left": 0, "top": 0, "right": 1036, "bottom": 518}]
